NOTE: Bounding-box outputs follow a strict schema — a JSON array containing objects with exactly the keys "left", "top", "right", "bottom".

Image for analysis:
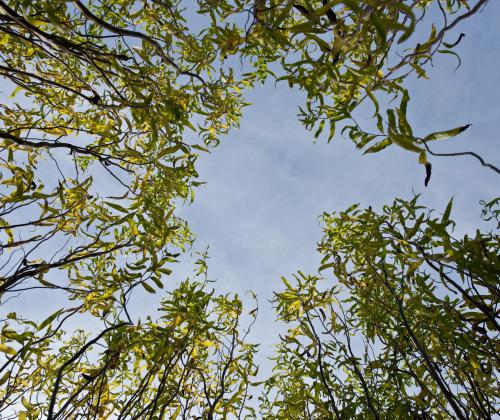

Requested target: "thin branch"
[{"left": 47, "top": 322, "right": 131, "bottom": 419}]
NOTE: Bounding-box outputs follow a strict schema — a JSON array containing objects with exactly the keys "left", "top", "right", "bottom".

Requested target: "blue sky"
[{"left": 2, "top": 0, "right": 499, "bottom": 388}]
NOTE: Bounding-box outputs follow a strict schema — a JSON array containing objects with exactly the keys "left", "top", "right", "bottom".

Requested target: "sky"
[{"left": 2, "top": 0, "right": 499, "bottom": 394}]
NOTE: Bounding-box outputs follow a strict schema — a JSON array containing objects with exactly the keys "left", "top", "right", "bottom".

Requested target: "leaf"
[
  {"left": 0, "top": 371, "right": 10, "bottom": 385},
  {"left": 363, "top": 138, "right": 391, "bottom": 154},
  {"left": 418, "top": 152, "right": 427, "bottom": 165},
  {"left": 38, "top": 309, "right": 63, "bottom": 331},
  {"left": 442, "top": 198, "right": 453, "bottom": 224},
  {"left": 399, "top": 89, "right": 409, "bottom": 117},
  {"left": 369, "top": 15, "right": 387, "bottom": 43},
  {"left": 319, "top": 308, "right": 326, "bottom": 321},
  {"left": 389, "top": 131, "right": 424, "bottom": 153},
  {"left": 411, "top": 62, "right": 429, "bottom": 79},
  {"left": 397, "top": 107, "right": 412, "bottom": 136},
  {"left": 288, "top": 21, "right": 321, "bottom": 34},
  {"left": 319, "top": 262, "right": 335, "bottom": 271},
  {"left": 273, "top": 2, "right": 294, "bottom": 29},
  {"left": 424, "top": 124, "right": 471, "bottom": 141},
  {"left": 104, "top": 201, "right": 129, "bottom": 213},
  {"left": 281, "top": 276, "right": 293, "bottom": 289},
  {"left": 141, "top": 282, "right": 156, "bottom": 294},
  {"left": 171, "top": 405, "right": 182, "bottom": 420},
  {"left": 292, "top": 4, "right": 311, "bottom": 18},
  {"left": 342, "top": 0, "right": 362, "bottom": 14},
  {"left": 21, "top": 397, "right": 34, "bottom": 412},
  {"left": 0, "top": 343, "right": 17, "bottom": 356},
  {"left": 327, "top": 120, "right": 336, "bottom": 143},
  {"left": 438, "top": 49, "right": 462, "bottom": 71},
  {"left": 365, "top": 88, "right": 379, "bottom": 117},
  {"left": 314, "top": 120, "right": 325, "bottom": 139},
  {"left": 315, "top": 0, "right": 342, "bottom": 17},
  {"left": 387, "top": 109, "right": 397, "bottom": 131},
  {"left": 395, "top": 3, "right": 416, "bottom": 43},
  {"left": 306, "top": 34, "right": 331, "bottom": 52},
  {"left": 151, "top": 276, "right": 164, "bottom": 289}
]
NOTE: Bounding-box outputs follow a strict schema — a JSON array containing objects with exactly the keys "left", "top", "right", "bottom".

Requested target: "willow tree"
[
  {"left": 0, "top": 0, "right": 253, "bottom": 417},
  {"left": 262, "top": 197, "right": 499, "bottom": 419},
  {"left": 1, "top": 271, "right": 260, "bottom": 418},
  {"left": 0, "top": 0, "right": 496, "bottom": 418}
]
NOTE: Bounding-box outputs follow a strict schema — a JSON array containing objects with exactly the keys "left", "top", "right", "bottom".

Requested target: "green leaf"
[
  {"left": 0, "top": 371, "right": 10, "bottom": 385},
  {"left": 365, "top": 88, "right": 380, "bottom": 117},
  {"left": 397, "top": 107, "right": 412, "bottom": 136},
  {"left": 389, "top": 131, "right": 424, "bottom": 153},
  {"left": 438, "top": 49, "right": 462, "bottom": 71},
  {"left": 104, "top": 201, "right": 129, "bottom": 213},
  {"left": 314, "top": 120, "right": 325, "bottom": 139},
  {"left": 424, "top": 124, "right": 471, "bottom": 141},
  {"left": 319, "top": 262, "right": 335, "bottom": 272},
  {"left": 151, "top": 276, "right": 164, "bottom": 289},
  {"left": 363, "top": 138, "right": 391, "bottom": 154},
  {"left": 141, "top": 282, "right": 156, "bottom": 294},
  {"left": 288, "top": 21, "right": 322, "bottom": 34},
  {"left": 38, "top": 309, "right": 63, "bottom": 331},
  {"left": 442, "top": 198, "right": 453, "bottom": 224},
  {"left": 21, "top": 397, "right": 34, "bottom": 413},
  {"left": 327, "top": 120, "right": 336, "bottom": 143},
  {"left": 395, "top": 3, "right": 416, "bottom": 43},
  {"left": 273, "top": 2, "right": 294, "bottom": 29}
]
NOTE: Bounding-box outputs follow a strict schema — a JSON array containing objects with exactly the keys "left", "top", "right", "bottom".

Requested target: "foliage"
[
  {"left": 0, "top": 273, "right": 259, "bottom": 418},
  {"left": 203, "top": 0, "right": 490, "bottom": 173},
  {"left": 0, "top": 0, "right": 497, "bottom": 418},
  {"left": 262, "top": 197, "right": 499, "bottom": 419},
  {"left": 0, "top": 0, "right": 249, "bottom": 305},
  {"left": 0, "top": 0, "right": 491, "bottom": 306}
]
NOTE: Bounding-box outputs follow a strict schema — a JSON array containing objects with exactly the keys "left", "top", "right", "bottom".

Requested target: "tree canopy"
[
  {"left": 0, "top": 0, "right": 498, "bottom": 418},
  {"left": 263, "top": 197, "right": 499, "bottom": 419}
]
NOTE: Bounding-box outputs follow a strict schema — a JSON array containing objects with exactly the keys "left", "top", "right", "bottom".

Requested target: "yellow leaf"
[
  {"left": 171, "top": 405, "right": 181, "bottom": 419},
  {"left": 21, "top": 397, "right": 33, "bottom": 412},
  {"left": 0, "top": 371, "right": 10, "bottom": 385},
  {"left": 289, "top": 300, "right": 301, "bottom": 313},
  {"left": 0, "top": 343, "right": 17, "bottom": 356}
]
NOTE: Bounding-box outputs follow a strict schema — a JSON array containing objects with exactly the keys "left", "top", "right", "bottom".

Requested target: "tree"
[
  {"left": 0, "top": 0, "right": 248, "bottom": 302},
  {"left": 262, "top": 197, "right": 499, "bottom": 419},
  {"left": 206, "top": 0, "right": 497, "bottom": 179},
  {"left": 1, "top": 257, "right": 260, "bottom": 418},
  {"left": 0, "top": 0, "right": 497, "bottom": 418}
]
